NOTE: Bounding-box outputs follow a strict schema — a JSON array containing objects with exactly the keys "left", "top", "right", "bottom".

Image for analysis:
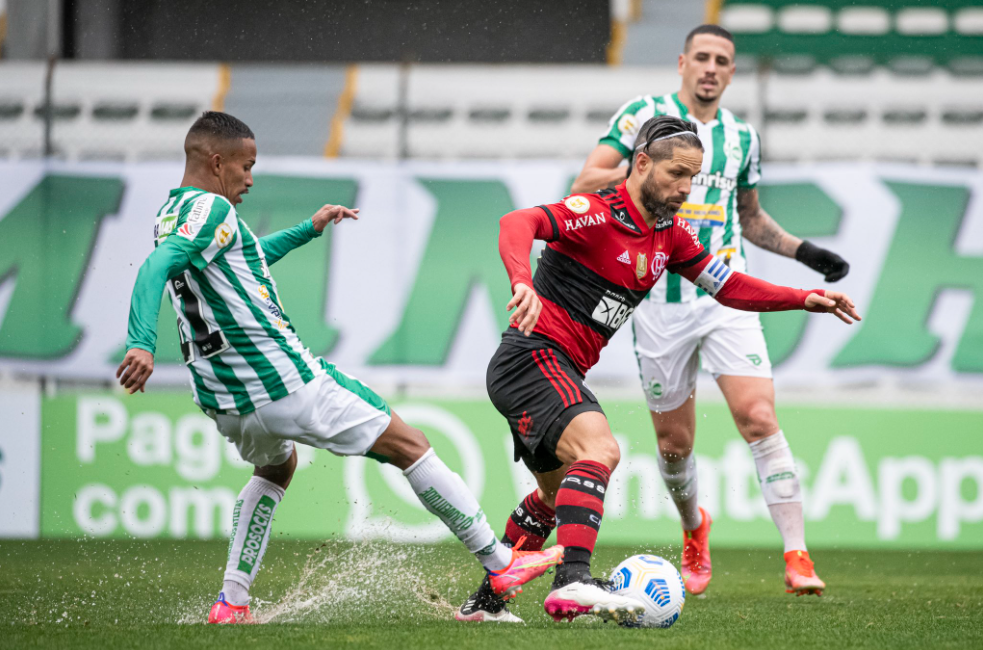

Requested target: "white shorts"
[
  {"left": 632, "top": 297, "right": 773, "bottom": 412},
  {"left": 213, "top": 367, "right": 392, "bottom": 467}
]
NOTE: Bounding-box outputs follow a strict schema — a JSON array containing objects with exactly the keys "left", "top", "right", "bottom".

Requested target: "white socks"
[
  {"left": 222, "top": 476, "right": 285, "bottom": 605},
  {"left": 658, "top": 453, "right": 703, "bottom": 531},
  {"left": 749, "top": 431, "right": 806, "bottom": 553},
  {"left": 404, "top": 448, "right": 512, "bottom": 572}
]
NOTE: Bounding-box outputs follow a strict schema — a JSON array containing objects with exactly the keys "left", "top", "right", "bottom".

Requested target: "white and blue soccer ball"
[{"left": 609, "top": 554, "right": 686, "bottom": 628}]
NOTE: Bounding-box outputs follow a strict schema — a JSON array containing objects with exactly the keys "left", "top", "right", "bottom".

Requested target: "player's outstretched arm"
[
  {"left": 803, "top": 290, "right": 861, "bottom": 324},
  {"left": 260, "top": 204, "right": 359, "bottom": 265},
  {"left": 571, "top": 144, "right": 628, "bottom": 194},
  {"left": 676, "top": 256, "right": 860, "bottom": 323},
  {"left": 117, "top": 241, "right": 194, "bottom": 393},
  {"left": 737, "top": 188, "right": 850, "bottom": 282},
  {"left": 714, "top": 271, "right": 860, "bottom": 323}
]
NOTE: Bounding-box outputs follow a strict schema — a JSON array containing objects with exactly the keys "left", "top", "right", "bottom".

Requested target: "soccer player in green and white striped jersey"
[
  {"left": 572, "top": 25, "right": 849, "bottom": 597},
  {"left": 116, "top": 112, "right": 562, "bottom": 624}
]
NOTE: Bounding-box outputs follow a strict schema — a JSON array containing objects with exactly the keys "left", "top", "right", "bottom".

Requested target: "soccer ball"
[{"left": 609, "top": 554, "right": 686, "bottom": 628}]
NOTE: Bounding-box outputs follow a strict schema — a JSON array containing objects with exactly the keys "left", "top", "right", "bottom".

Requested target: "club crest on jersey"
[
  {"left": 618, "top": 113, "right": 639, "bottom": 137},
  {"left": 635, "top": 252, "right": 647, "bottom": 280},
  {"left": 650, "top": 251, "right": 668, "bottom": 279},
  {"left": 564, "top": 196, "right": 591, "bottom": 214},
  {"left": 215, "top": 223, "right": 234, "bottom": 247},
  {"left": 565, "top": 212, "right": 606, "bottom": 231}
]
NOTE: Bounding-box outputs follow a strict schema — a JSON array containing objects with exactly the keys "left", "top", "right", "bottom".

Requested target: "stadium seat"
[
  {"left": 721, "top": 1, "right": 983, "bottom": 73},
  {"left": 343, "top": 65, "right": 753, "bottom": 160},
  {"left": 0, "top": 63, "right": 46, "bottom": 159},
  {"left": 0, "top": 62, "right": 224, "bottom": 162}
]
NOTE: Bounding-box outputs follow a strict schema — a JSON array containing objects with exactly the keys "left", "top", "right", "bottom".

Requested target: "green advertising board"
[
  {"left": 41, "top": 391, "right": 983, "bottom": 549},
  {"left": 1, "top": 160, "right": 982, "bottom": 388}
]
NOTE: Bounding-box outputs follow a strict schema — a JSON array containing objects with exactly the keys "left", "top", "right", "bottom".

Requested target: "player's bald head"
[{"left": 184, "top": 111, "right": 255, "bottom": 162}]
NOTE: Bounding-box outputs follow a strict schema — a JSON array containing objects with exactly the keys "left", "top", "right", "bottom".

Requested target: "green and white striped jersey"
[
  {"left": 154, "top": 187, "right": 324, "bottom": 415},
  {"left": 600, "top": 92, "right": 761, "bottom": 303}
]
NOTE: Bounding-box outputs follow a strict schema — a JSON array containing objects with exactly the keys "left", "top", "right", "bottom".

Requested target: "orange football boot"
[
  {"left": 487, "top": 538, "right": 564, "bottom": 598},
  {"left": 784, "top": 550, "right": 825, "bottom": 596},
  {"left": 681, "top": 507, "right": 712, "bottom": 595},
  {"left": 207, "top": 593, "right": 255, "bottom": 624}
]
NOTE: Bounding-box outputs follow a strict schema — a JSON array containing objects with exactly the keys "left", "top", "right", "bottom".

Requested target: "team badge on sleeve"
[
  {"left": 618, "top": 114, "right": 639, "bottom": 137},
  {"left": 215, "top": 223, "right": 234, "bottom": 247},
  {"left": 564, "top": 196, "right": 591, "bottom": 214}
]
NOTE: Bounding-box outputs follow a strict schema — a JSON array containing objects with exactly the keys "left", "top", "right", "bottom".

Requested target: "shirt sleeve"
[
  {"left": 598, "top": 96, "right": 649, "bottom": 159},
  {"left": 499, "top": 205, "right": 559, "bottom": 292},
  {"left": 737, "top": 124, "right": 762, "bottom": 189},
  {"left": 665, "top": 216, "right": 711, "bottom": 274},
  {"left": 167, "top": 193, "right": 240, "bottom": 270},
  {"left": 124, "top": 239, "right": 194, "bottom": 355},
  {"left": 259, "top": 218, "right": 321, "bottom": 266}
]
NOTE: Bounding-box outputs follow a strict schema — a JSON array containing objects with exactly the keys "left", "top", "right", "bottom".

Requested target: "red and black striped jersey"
[{"left": 499, "top": 182, "right": 820, "bottom": 374}]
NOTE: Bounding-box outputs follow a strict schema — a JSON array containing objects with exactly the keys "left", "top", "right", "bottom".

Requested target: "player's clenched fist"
[
  {"left": 311, "top": 204, "right": 359, "bottom": 232},
  {"left": 116, "top": 348, "right": 155, "bottom": 394},
  {"left": 508, "top": 283, "right": 542, "bottom": 336},
  {"left": 804, "top": 290, "right": 861, "bottom": 324}
]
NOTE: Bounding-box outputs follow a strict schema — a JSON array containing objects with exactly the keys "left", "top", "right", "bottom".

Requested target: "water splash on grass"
[{"left": 253, "top": 539, "right": 459, "bottom": 624}]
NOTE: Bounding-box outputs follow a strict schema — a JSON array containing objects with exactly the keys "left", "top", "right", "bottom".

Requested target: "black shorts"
[{"left": 486, "top": 330, "right": 604, "bottom": 474}]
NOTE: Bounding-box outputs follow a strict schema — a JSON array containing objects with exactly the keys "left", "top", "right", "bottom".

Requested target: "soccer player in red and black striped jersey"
[{"left": 455, "top": 115, "right": 860, "bottom": 624}]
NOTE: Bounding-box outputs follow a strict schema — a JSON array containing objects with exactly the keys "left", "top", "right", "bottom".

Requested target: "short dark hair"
[
  {"left": 684, "top": 24, "right": 734, "bottom": 52},
  {"left": 629, "top": 116, "right": 702, "bottom": 176},
  {"left": 187, "top": 111, "right": 255, "bottom": 142}
]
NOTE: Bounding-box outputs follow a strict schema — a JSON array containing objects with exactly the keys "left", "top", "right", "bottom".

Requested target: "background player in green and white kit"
[
  {"left": 116, "top": 112, "right": 561, "bottom": 624},
  {"left": 571, "top": 25, "right": 849, "bottom": 597}
]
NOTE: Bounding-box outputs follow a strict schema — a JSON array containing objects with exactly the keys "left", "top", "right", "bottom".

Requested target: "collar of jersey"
[
  {"left": 671, "top": 92, "right": 721, "bottom": 127},
  {"left": 169, "top": 185, "right": 207, "bottom": 196},
  {"left": 616, "top": 182, "right": 649, "bottom": 233}
]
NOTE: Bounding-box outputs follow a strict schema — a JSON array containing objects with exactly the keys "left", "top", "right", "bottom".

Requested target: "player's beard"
[{"left": 640, "top": 175, "right": 679, "bottom": 225}]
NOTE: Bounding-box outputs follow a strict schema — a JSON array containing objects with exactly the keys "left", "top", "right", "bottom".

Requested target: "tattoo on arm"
[{"left": 736, "top": 188, "right": 802, "bottom": 258}]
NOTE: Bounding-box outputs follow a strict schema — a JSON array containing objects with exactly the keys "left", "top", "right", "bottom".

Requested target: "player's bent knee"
[
  {"left": 254, "top": 446, "right": 297, "bottom": 490},
  {"left": 371, "top": 414, "right": 431, "bottom": 470},
  {"left": 595, "top": 437, "right": 621, "bottom": 471},
  {"left": 654, "top": 423, "right": 695, "bottom": 459},
  {"left": 737, "top": 401, "right": 779, "bottom": 441},
  {"left": 657, "top": 435, "right": 693, "bottom": 461}
]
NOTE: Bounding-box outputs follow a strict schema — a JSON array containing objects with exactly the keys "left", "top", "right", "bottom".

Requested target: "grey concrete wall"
[
  {"left": 223, "top": 65, "right": 349, "bottom": 157},
  {"left": 4, "top": 0, "right": 60, "bottom": 59},
  {"left": 621, "top": 0, "right": 706, "bottom": 67}
]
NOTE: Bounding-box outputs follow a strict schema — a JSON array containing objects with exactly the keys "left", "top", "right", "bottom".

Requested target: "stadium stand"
[
  {"left": 721, "top": 1, "right": 983, "bottom": 74},
  {"left": 1, "top": 16, "right": 982, "bottom": 167},
  {"left": 0, "top": 62, "right": 223, "bottom": 161},
  {"left": 719, "top": 0, "right": 983, "bottom": 165},
  {"left": 341, "top": 64, "right": 758, "bottom": 160}
]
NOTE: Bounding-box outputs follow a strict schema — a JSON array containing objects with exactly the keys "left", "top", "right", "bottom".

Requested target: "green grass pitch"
[{"left": 2, "top": 540, "right": 981, "bottom": 649}]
